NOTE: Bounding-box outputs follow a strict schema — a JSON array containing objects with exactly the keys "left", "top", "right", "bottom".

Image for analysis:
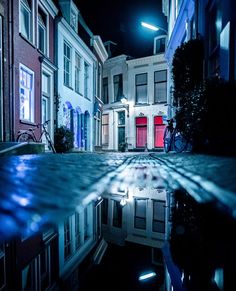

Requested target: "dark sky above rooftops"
[{"left": 77, "top": 0, "right": 167, "bottom": 58}]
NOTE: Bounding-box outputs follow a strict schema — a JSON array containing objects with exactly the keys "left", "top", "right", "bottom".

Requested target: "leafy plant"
[{"left": 54, "top": 126, "right": 74, "bottom": 153}]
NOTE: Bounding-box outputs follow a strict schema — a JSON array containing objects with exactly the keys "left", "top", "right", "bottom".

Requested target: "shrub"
[{"left": 54, "top": 126, "right": 74, "bottom": 153}]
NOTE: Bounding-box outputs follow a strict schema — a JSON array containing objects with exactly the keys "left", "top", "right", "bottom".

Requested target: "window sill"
[
  {"left": 19, "top": 33, "right": 36, "bottom": 49},
  {"left": 84, "top": 96, "right": 91, "bottom": 102},
  {"left": 134, "top": 103, "right": 150, "bottom": 107},
  {"left": 63, "top": 84, "right": 74, "bottom": 90},
  {"left": 75, "top": 90, "right": 83, "bottom": 96},
  {"left": 20, "top": 119, "right": 37, "bottom": 126}
]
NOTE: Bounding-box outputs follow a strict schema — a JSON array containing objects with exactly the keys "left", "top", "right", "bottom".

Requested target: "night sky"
[{"left": 77, "top": 0, "right": 167, "bottom": 58}]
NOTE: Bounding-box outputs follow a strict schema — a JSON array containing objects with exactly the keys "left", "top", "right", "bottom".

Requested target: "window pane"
[
  {"left": 154, "top": 70, "right": 167, "bottom": 82},
  {"left": 113, "top": 74, "right": 123, "bottom": 102},
  {"left": 113, "top": 200, "right": 122, "bottom": 228},
  {"left": 136, "top": 85, "right": 147, "bottom": 103},
  {"left": 134, "top": 199, "right": 146, "bottom": 229},
  {"left": 20, "top": 66, "right": 33, "bottom": 121},
  {"left": 102, "top": 198, "right": 108, "bottom": 224},
  {"left": 20, "top": 1, "right": 31, "bottom": 40},
  {"left": 136, "top": 73, "right": 147, "bottom": 85},
  {"left": 118, "top": 111, "right": 125, "bottom": 125},
  {"left": 155, "top": 82, "right": 167, "bottom": 103}
]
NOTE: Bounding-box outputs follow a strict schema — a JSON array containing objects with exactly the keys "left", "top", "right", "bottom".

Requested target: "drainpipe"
[{"left": 8, "top": 0, "right": 15, "bottom": 141}]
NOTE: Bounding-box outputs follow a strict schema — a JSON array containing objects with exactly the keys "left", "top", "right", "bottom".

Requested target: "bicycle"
[
  {"left": 163, "top": 119, "right": 191, "bottom": 153},
  {"left": 16, "top": 120, "right": 56, "bottom": 153}
]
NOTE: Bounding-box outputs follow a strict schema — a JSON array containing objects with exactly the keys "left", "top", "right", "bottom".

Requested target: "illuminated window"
[
  {"left": 20, "top": 0, "right": 32, "bottom": 41},
  {"left": 20, "top": 64, "right": 34, "bottom": 122},
  {"left": 64, "top": 41, "right": 72, "bottom": 87},
  {"left": 102, "top": 77, "right": 108, "bottom": 104},
  {"left": 75, "top": 52, "right": 81, "bottom": 93},
  {"left": 64, "top": 216, "right": 72, "bottom": 260},
  {"left": 154, "top": 70, "right": 167, "bottom": 103},
  {"left": 152, "top": 200, "right": 165, "bottom": 233},
  {"left": 113, "top": 74, "right": 123, "bottom": 102},
  {"left": 38, "top": 7, "right": 47, "bottom": 54},
  {"left": 102, "top": 114, "right": 109, "bottom": 145},
  {"left": 135, "top": 73, "right": 147, "bottom": 104},
  {"left": 134, "top": 198, "right": 146, "bottom": 229}
]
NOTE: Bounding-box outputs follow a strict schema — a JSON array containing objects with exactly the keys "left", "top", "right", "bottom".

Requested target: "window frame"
[
  {"left": 154, "top": 70, "right": 167, "bottom": 103},
  {"left": 19, "top": 0, "right": 33, "bottom": 43},
  {"left": 134, "top": 198, "right": 147, "bottom": 230},
  {"left": 19, "top": 63, "right": 35, "bottom": 123},
  {"left": 64, "top": 216, "right": 72, "bottom": 260},
  {"left": 63, "top": 41, "right": 72, "bottom": 87},
  {"left": 102, "top": 77, "right": 109, "bottom": 104},
  {"left": 113, "top": 74, "right": 123, "bottom": 102},
  {"left": 84, "top": 62, "right": 89, "bottom": 99},
  {"left": 152, "top": 200, "right": 165, "bottom": 233},
  {"left": 102, "top": 114, "right": 109, "bottom": 145},
  {"left": 135, "top": 73, "right": 148, "bottom": 104},
  {"left": 37, "top": 4, "right": 48, "bottom": 56},
  {"left": 75, "top": 52, "right": 82, "bottom": 94}
]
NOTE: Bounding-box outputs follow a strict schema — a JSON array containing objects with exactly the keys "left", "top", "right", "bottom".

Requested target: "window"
[
  {"left": 64, "top": 42, "right": 71, "bottom": 87},
  {"left": 0, "top": 243, "right": 6, "bottom": 290},
  {"left": 102, "top": 114, "right": 109, "bottom": 145},
  {"left": 75, "top": 52, "right": 81, "bottom": 93},
  {"left": 153, "top": 200, "right": 165, "bottom": 233},
  {"left": 113, "top": 200, "right": 122, "bottom": 228},
  {"left": 84, "top": 62, "right": 89, "bottom": 98},
  {"left": 94, "top": 110, "right": 101, "bottom": 146},
  {"left": 84, "top": 204, "right": 92, "bottom": 241},
  {"left": 20, "top": 0, "right": 32, "bottom": 41},
  {"left": 113, "top": 74, "right": 123, "bottom": 102},
  {"left": 154, "top": 37, "right": 166, "bottom": 54},
  {"left": 70, "top": 9, "right": 77, "bottom": 31},
  {"left": 64, "top": 216, "right": 72, "bottom": 260},
  {"left": 102, "top": 77, "right": 108, "bottom": 104},
  {"left": 38, "top": 7, "right": 47, "bottom": 54},
  {"left": 42, "top": 73, "right": 50, "bottom": 124},
  {"left": 40, "top": 247, "right": 50, "bottom": 291},
  {"left": 135, "top": 73, "right": 147, "bottom": 104},
  {"left": 154, "top": 70, "right": 167, "bottom": 103},
  {"left": 102, "top": 198, "right": 108, "bottom": 224},
  {"left": 134, "top": 199, "right": 146, "bottom": 229},
  {"left": 75, "top": 212, "right": 81, "bottom": 249},
  {"left": 118, "top": 111, "right": 125, "bottom": 148},
  {"left": 22, "top": 261, "right": 36, "bottom": 291},
  {"left": 20, "top": 64, "right": 34, "bottom": 122}
]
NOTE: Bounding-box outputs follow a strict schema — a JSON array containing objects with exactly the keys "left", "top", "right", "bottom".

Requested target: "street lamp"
[
  {"left": 141, "top": 21, "right": 167, "bottom": 34},
  {"left": 121, "top": 95, "right": 129, "bottom": 118}
]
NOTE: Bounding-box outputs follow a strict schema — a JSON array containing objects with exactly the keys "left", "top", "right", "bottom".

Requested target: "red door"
[
  {"left": 136, "top": 117, "right": 147, "bottom": 148},
  {"left": 154, "top": 125, "right": 166, "bottom": 147},
  {"left": 154, "top": 116, "right": 165, "bottom": 148}
]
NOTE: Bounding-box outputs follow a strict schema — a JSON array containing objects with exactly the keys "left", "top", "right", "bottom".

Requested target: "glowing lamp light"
[
  {"left": 138, "top": 271, "right": 157, "bottom": 281},
  {"left": 141, "top": 22, "right": 159, "bottom": 31}
]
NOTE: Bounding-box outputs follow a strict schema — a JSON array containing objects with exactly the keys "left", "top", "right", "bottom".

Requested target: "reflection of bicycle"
[
  {"left": 163, "top": 119, "right": 191, "bottom": 153},
  {"left": 17, "top": 120, "right": 56, "bottom": 153}
]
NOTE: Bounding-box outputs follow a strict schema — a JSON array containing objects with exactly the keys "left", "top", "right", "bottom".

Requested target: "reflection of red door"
[
  {"left": 136, "top": 117, "right": 147, "bottom": 147},
  {"left": 154, "top": 116, "right": 165, "bottom": 148}
]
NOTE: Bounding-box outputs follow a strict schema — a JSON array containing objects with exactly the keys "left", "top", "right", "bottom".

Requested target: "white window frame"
[
  {"left": 75, "top": 51, "right": 81, "bottom": 94},
  {"left": 19, "top": 0, "right": 34, "bottom": 43},
  {"left": 84, "top": 62, "right": 89, "bottom": 98},
  {"left": 19, "top": 63, "right": 35, "bottom": 123},
  {"left": 37, "top": 3, "right": 49, "bottom": 56},
  {"left": 63, "top": 41, "right": 72, "bottom": 87}
]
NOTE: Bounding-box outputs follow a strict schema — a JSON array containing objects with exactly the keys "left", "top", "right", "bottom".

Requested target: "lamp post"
[
  {"left": 141, "top": 21, "right": 167, "bottom": 34},
  {"left": 121, "top": 95, "right": 129, "bottom": 118}
]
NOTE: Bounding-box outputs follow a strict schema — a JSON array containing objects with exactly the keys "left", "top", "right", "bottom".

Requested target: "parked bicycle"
[
  {"left": 163, "top": 118, "right": 191, "bottom": 153},
  {"left": 17, "top": 120, "right": 56, "bottom": 153}
]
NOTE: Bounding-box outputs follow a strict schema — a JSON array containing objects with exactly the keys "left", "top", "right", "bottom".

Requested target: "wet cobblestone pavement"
[{"left": 0, "top": 152, "right": 236, "bottom": 239}]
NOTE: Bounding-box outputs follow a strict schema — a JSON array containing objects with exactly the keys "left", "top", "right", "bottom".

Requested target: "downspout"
[{"left": 8, "top": 0, "right": 15, "bottom": 140}]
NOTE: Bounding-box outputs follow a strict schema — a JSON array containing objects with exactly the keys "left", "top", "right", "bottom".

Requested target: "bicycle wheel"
[
  {"left": 163, "top": 127, "right": 172, "bottom": 153},
  {"left": 173, "top": 131, "right": 188, "bottom": 153},
  {"left": 17, "top": 132, "right": 34, "bottom": 142}
]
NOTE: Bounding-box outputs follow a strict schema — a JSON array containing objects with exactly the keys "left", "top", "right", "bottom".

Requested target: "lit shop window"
[{"left": 20, "top": 65, "right": 34, "bottom": 122}]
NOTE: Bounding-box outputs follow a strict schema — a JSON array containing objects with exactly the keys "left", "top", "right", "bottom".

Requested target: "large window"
[
  {"left": 84, "top": 62, "right": 89, "bottom": 98},
  {"left": 75, "top": 52, "right": 81, "bottom": 93},
  {"left": 154, "top": 70, "right": 167, "bottom": 103},
  {"left": 113, "top": 74, "right": 123, "bottom": 102},
  {"left": 64, "top": 216, "right": 72, "bottom": 260},
  {"left": 20, "top": 0, "right": 32, "bottom": 41},
  {"left": 112, "top": 200, "right": 122, "bottom": 228},
  {"left": 20, "top": 64, "right": 34, "bottom": 122},
  {"left": 102, "top": 114, "right": 109, "bottom": 145},
  {"left": 102, "top": 77, "right": 108, "bottom": 104},
  {"left": 153, "top": 200, "right": 165, "bottom": 233},
  {"left": 64, "top": 41, "right": 72, "bottom": 87},
  {"left": 134, "top": 198, "right": 146, "bottom": 229},
  {"left": 135, "top": 73, "right": 147, "bottom": 104},
  {"left": 38, "top": 7, "right": 47, "bottom": 54}
]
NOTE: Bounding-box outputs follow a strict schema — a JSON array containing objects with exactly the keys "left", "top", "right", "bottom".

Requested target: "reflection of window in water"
[
  {"left": 152, "top": 200, "right": 165, "bottom": 233},
  {"left": 63, "top": 104, "right": 71, "bottom": 129},
  {"left": 112, "top": 200, "right": 122, "bottom": 228},
  {"left": 134, "top": 198, "right": 147, "bottom": 229}
]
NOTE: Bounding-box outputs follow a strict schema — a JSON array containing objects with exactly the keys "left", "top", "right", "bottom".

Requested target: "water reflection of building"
[{"left": 0, "top": 198, "right": 105, "bottom": 290}]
